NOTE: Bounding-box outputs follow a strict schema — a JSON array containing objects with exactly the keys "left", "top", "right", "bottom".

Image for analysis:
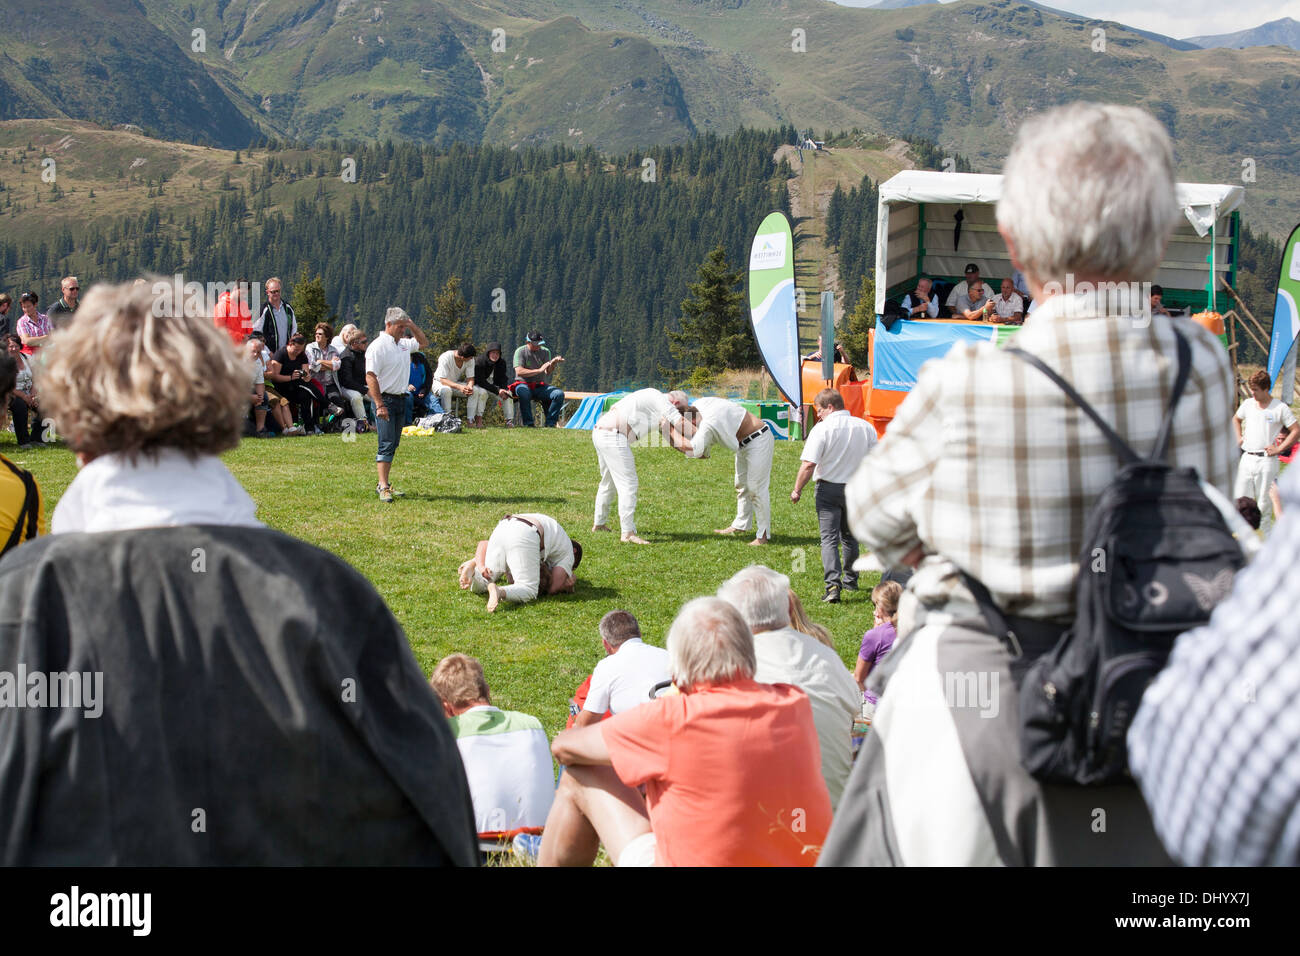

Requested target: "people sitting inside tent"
[
  {"left": 901, "top": 277, "right": 939, "bottom": 319},
  {"left": 992, "top": 278, "right": 1025, "bottom": 323},
  {"left": 954, "top": 278, "right": 995, "bottom": 321}
]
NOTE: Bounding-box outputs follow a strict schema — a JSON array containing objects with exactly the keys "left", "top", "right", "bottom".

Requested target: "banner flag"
[
  {"left": 747, "top": 212, "right": 801, "bottom": 407},
  {"left": 1266, "top": 223, "right": 1300, "bottom": 393}
]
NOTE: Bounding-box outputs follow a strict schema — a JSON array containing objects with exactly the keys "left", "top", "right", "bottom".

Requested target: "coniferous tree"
[
  {"left": 292, "top": 266, "right": 337, "bottom": 331},
  {"left": 667, "top": 244, "right": 756, "bottom": 382},
  {"left": 423, "top": 276, "right": 474, "bottom": 357}
]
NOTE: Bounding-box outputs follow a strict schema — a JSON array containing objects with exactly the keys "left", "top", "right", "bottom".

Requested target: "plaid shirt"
[
  {"left": 846, "top": 292, "right": 1235, "bottom": 618},
  {"left": 1129, "top": 465, "right": 1300, "bottom": 865}
]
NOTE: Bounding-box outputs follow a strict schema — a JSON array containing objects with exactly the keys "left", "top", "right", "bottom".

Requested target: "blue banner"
[
  {"left": 872, "top": 320, "right": 996, "bottom": 391},
  {"left": 1266, "top": 223, "right": 1300, "bottom": 385}
]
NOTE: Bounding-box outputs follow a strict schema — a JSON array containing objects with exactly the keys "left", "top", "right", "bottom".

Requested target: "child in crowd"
[{"left": 855, "top": 580, "right": 902, "bottom": 719}]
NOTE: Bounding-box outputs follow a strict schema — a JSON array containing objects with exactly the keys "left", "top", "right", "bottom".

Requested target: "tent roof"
[{"left": 878, "top": 171, "right": 1244, "bottom": 236}]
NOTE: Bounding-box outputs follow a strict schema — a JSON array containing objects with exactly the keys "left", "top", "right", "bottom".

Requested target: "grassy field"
[{"left": 2, "top": 423, "right": 879, "bottom": 737}]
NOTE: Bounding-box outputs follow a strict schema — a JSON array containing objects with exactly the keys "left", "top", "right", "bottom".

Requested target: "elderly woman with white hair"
[
  {"left": 0, "top": 281, "right": 476, "bottom": 864},
  {"left": 538, "top": 595, "right": 832, "bottom": 867}
]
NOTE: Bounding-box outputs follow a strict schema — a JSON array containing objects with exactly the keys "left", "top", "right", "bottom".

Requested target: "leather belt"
[
  {"left": 1243, "top": 450, "right": 1267, "bottom": 457},
  {"left": 505, "top": 514, "right": 546, "bottom": 554},
  {"left": 739, "top": 423, "right": 770, "bottom": 447}
]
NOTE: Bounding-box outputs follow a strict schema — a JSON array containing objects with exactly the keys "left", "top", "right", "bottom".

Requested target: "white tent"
[{"left": 874, "top": 171, "right": 1244, "bottom": 314}]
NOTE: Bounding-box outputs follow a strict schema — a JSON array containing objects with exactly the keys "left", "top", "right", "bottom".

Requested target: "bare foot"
[
  {"left": 458, "top": 560, "right": 475, "bottom": 589},
  {"left": 714, "top": 526, "right": 741, "bottom": 536},
  {"left": 621, "top": 534, "right": 650, "bottom": 545},
  {"left": 592, "top": 524, "right": 613, "bottom": 533},
  {"left": 486, "top": 582, "right": 502, "bottom": 612},
  {"left": 748, "top": 536, "right": 770, "bottom": 547}
]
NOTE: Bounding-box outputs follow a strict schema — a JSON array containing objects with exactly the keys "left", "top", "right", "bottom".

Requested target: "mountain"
[
  {"left": 870, "top": 0, "right": 941, "bottom": 9},
  {"left": 1187, "top": 17, "right": 1300, "bottom": 51}
]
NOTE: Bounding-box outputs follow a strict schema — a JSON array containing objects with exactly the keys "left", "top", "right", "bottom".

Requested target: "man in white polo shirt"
[
  {"left": 1233, "top": 369, "right": 1299, "bottom": 532},
  {"left": 459, "top": 512, "right": 582, "bottom": 612},
  {"left": 662, "top": 396, "right": 774, "bottom": 545},
  {"left": 365, "top": 307, "right": 428, "bottom": 503},
  {"left": 573, "top": 610, "right": 671, "bottom": 726},
  {"left": 791, "top": 388, "right": 878, "bottom": 603},
  {"left": 591, "top": 388, "right": 688, "bottom": 544},
  {"left": 430, "top": 654, "right": 555, "bottom": 834}
]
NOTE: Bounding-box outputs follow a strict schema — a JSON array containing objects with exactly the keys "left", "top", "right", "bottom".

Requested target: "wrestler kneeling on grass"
[{"left": 458, "top": 512, "right": 582, "bottom": 612}]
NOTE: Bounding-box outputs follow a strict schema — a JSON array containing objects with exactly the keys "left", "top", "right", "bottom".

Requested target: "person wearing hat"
[
  {"left": 15, "top": 292, "right": 51, "bottom": 356},
  {"left": 944, "top": 263, "right": 983, "bottom": 317},
  {"left": 470, "top": 341, "right": 514, "bottom": 427},
  {"left": 365, "top": 307, "right": 428, "bottom": 503},
  {"left": 512, "top": 331, "right": 566, "bottom": 427}
]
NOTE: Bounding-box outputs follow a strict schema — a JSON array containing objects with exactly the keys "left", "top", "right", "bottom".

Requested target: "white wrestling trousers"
[
  {"left": 730, "top": 428, "right": 774, "bottom": 538},
  {"left": 467, "top": 385, "right": 514, "bottom": 422},
  {"left": 469, "top": 519, "right": 542, "bottom": 603},
  {"left": 340, "top": 387, "right": 367, "bottom": 421},
  {"left": 1234, "top": 452, "right": 1280, "bottom": 530},
  {"left": 593, "top": 428, "right": 638, "bottom": 535}
]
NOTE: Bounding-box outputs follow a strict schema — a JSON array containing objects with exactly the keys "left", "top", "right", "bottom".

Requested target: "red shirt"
[
  {"left": 601, "top": 679, "right": 831, "bottom": 866},
  {"left": 214, "top": 291, "right": 252, "bottom": 346}
]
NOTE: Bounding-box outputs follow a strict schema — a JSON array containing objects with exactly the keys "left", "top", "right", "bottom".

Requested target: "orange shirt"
[
  {"left": 214, "top": 291, "right": 253, "bottom": 346},
  {"left": 600, "top": 679, "right": 831, "bottom": 866}
]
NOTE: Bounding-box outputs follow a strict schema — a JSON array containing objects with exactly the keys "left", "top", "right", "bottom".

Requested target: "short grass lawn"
[{"left": 3, "top": 425, "right": 881, "bottom": 737}]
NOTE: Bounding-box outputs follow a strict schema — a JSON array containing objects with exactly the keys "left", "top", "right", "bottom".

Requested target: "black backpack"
[{"left": 966, "top": 329, "right": 1246, "bottom": 786}]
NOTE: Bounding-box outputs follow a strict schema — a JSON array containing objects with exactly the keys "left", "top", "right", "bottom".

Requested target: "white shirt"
[
  {"left": 689, "top": 397, "right": 748, "bottom": 457},
  {"left": 434, "top": 349, "right": 473, "bottom": 386},
  {"left": 52, "top": 450, "right": 262, "bottom": 534},
  {"left": 1236, "top": 397, "right": 1297, "bottom": 452},
  {"left": 250, "top": 352, "right": 266, "bottom": 387},
  {"left": 483, "top": 513, "right": 574, "bottom": 604},
  {"left": 947, "top": 279, "right": 980, "bottom": 308},
  {"left": 993, "top": 292, "right": 1024, "bottom": 318},
  {"left": 597, "top": 388, "right": 681, "bottom": 442},
  {"left": 451, "top": 705, "right": 555, "bottom": 832},
  {"left": 802, "top": 409, "right": 877, "bottom": 483},
  {"left": 752, "top": 625, "right": 860, "bottom": 810},
  {"left": 365, "top": 331, "right": 416, "bottom": 395},
  {"left": 583, "top": 638, "right": 671, "bottom": 715}
]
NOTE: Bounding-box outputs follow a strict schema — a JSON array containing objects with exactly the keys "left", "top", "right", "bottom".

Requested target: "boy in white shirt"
[{"left": 1233, "top": 370, "right": 1299, "bottom": 531}]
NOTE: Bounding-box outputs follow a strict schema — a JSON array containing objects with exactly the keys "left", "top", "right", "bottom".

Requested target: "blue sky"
[{"left": 827, "top": 0, "right": 1300, "bottom": 40}]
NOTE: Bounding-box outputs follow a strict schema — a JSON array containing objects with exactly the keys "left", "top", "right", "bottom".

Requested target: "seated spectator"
[
  {"left": 0, "top": 280, "right": 476, "bottom": 864},
  {"left": 1149, "top": 284, "right": 1175, "bottom": 318},
  {"left": 469, "top": 341, "right": 515, "bottom": 428},
  {"left": 430, "top": 654, "right": 555, "bottom": 834},
  {"left": 266, "top": 333, "right": 318, "bottom": 436},
  {"left": 245, "top": 336, "right": 292, "bottom": 437},
  {"left": 803, "top": 334, "right": 847, "bottom": 364},
  {"left": 0, "top": 293, "right": 12, "bottom": 338},
  {"left": 854, "top": 581, "right": 902, "bottom": 719},
  {"left": 1235, "top": 495, "right": 1262, "bottom": 531},
  {"left": 513, "top": 332, "right": 566, "bottom": 427},
  {"left": 434, "top": 342, "right": 475, "bottom": 418},
  {"left": 716, "top": 564, "right": 860, "bottom": 810},
  {"left": 407, "top": 349, "right": 437, "bottom": 425},
  {"left": 0, "top": 352, "right": 44, "bottom": 552},
  {"left": 538, "top": 596, "right": 832, "bottom": 866},
  {"left": 901, "top": 277, "right": 939, "bottom": 319},
  {"left": 954, "top": 278, "right": 995, "bottom": 321},
  {"left": 787, "top": 589, "right": 835, "bottom": 648},
  {"left": 337, "top": 327, "right": 374, "bottom": 425},
  {"left": 305, "top": 323, "right": 346, "bottom": 421},
  {"left": 6, "top": 334, "right": 44, "bottom": 449},
  {"left": 330, "top": 323, "right": 358, "bottom": 355},
  {"left": 571, "top": 610, "right": 671, "bottom": 728},
  {"left": 457, "top": 513, "right": 581, "bottom": 612},
  {"left": 15, "top": 292, "right": 50, "bottom": 356},
  {"left": 992, "top": 278, "right": 1024, "bottom": 323},
  {"left": 944, "top": 263, "right": 983, "bottom": 316}
]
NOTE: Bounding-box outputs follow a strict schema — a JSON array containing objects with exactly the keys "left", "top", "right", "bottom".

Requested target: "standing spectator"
[
  {"left": 366, "top": 308, "right": 428, "bottom": 503},
  {"left": 6, "top": 334, "right": 44, "bottom": 449},
  {"left": 0, "top": 280, "right": 477, "bottom": 865},
  {"left": 214, "top": 279, "right": 253, "bottom": 346},
  {"left": 254, "top": 276, "right": 296, "bottom": 353},
  {"left": 992, "top": 278, "right": 1024, "bottom": 323},
  {"left": 469, "top": 341, "right": 514, "bottom": 428},
  {"left": 430, "top": 654, "right": 555, "bottom": 835},
  {"left": 305, "top": 323, "right": 346, "bottom": 420},
  {"left": 433, "top": 342, "right": 476, "bottom": 419},
  {"left": 0, "top": 293, "right": 14, "bottom": 338},
  {"left": 0, "top": 352, "right": 44, "bottom": 551},
  {"left": 572, "top": 610, "right": 671, "bottom": 727},
  {"left": 854, "top": 581, "right": 902, "bottom": 718},
  {"left": 662, "top": 396, "right": 774, "bottom": 546},
  {"left": 717, "top": 564, "right": 860, "bottom": 810},
  {"left": 45, "top": 276, "right": 80, "bottom": 330},
  {"left": 15, "top": 292, "right": 50, "bottom": 356},
  {"left": 337, "top": 327, "right": 373, "bottom": 425},
  {"left": 822, "top": 103, "right": 1233, "bottom": 867},
  {"left": 512, "top": 331, "right": 566, "bottom": 427},
  {"left": 790, "top": 388, "right": 877, "bottom": 603},
  {"left": 591, "top": 388, "right": 688, "bottom": 545},
  {"left": 266, "top": 333, "right": 318, "bottom": 436},
  {"left": 538, "top": 596, "right": 832, "bottom": 867},
  {"left": 1232, "top": 369, "right": 1297, "bottom": 533}
]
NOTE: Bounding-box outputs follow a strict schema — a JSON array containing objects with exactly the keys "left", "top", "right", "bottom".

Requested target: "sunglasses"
[{"left": 67, "top": 286, "right": 79, "bottom": 291}]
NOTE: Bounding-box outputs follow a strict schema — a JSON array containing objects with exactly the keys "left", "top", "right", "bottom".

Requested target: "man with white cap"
[
  {"left": 365, "top": 307, "right": 428, "bottom": 503},
  {"left": 662, "top": 396, "right": 773, "bottom": 545},
  {"left": 591, "top": 388, "right": 688, "bottom": 544}
]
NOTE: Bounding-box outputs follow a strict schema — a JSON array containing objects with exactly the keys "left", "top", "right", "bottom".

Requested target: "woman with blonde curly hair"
[{"left": 0, "top": 280, "right": 476, "bottom": 865}]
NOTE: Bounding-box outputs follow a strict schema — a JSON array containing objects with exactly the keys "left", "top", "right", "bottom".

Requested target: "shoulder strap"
[
  {"left": 1005, "top": 326, "right": 1191, "bottom": 465},
  {"left": 0, "top": 457, "right": 38, "bottom": 556}
]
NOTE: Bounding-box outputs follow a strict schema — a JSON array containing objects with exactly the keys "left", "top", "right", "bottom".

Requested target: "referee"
[{"left": 365, "top": 307, "right": 428, "bottom": 502}]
